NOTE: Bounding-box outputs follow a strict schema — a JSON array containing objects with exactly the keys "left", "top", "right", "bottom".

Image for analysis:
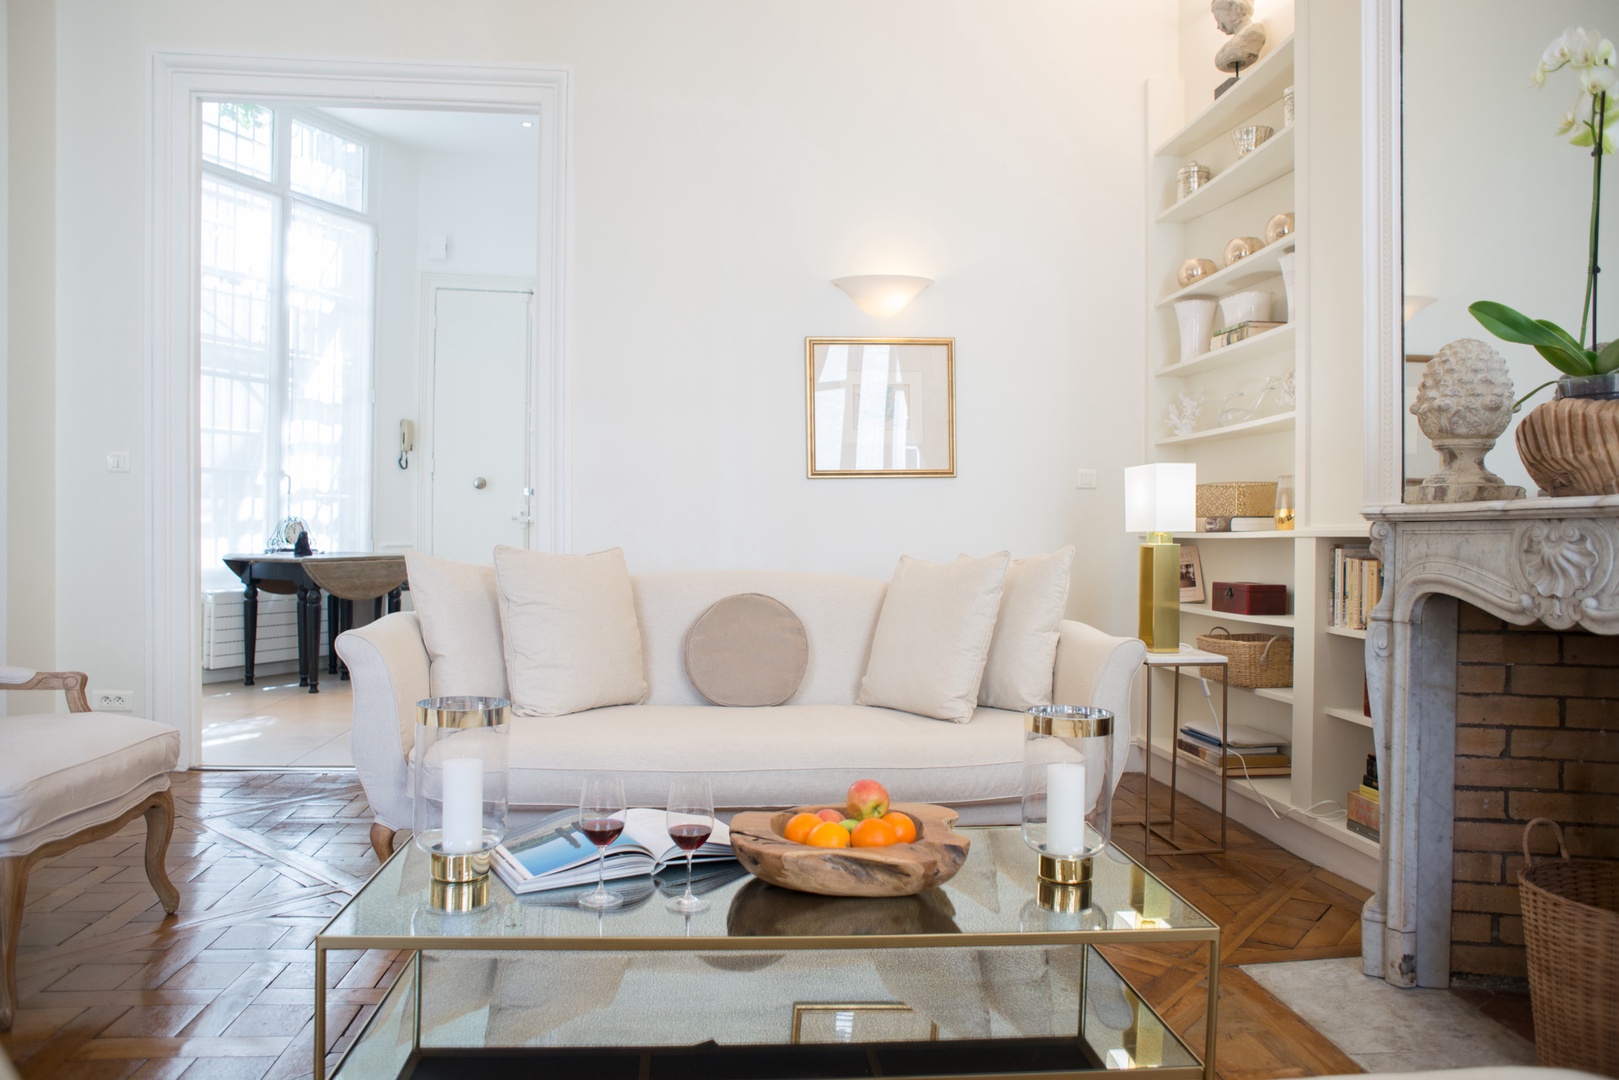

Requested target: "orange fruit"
[
  {"left": 885, "top": 811, "right": 917, "bottom": 844},
  {"left": 784, "top": 812, "right": 822, "bottom": 844},
  {"left": 807, "top": 821, "right": 852, "bottom": 848},
  {"left": 850, "top": 817, "right": 899, "bottom": 847}
]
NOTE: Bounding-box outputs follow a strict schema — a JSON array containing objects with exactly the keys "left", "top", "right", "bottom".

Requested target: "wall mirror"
[
  {"left": 1402, "top": 0, "right": 1617, "bottom": 496},
  {"left": 805, "top": 338, "right": 955, "bottom": 478}
]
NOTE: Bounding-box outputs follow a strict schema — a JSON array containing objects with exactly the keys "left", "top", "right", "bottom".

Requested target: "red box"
[{"left": 1210, "top": 581, "right": 1288, "bottom": 616}]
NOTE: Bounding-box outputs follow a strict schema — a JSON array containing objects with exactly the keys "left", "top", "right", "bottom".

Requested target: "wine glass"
[
  {"left": 577, "top": 775, "right": 626, "bottom": 910},
  {"left": 665, "top": 776, "right": 715, "bottom": 914}
]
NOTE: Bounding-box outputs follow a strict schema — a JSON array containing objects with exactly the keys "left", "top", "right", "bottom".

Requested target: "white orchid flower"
[
  {"left": 1568, "top": 27, "right": 1603, "bottom": 69},
  {"left": 1543, "top": 31, "right": 1573, "bottom": 71},
  {"left": 1583, "top": 64, "right": 1618, "bottom": 96}
]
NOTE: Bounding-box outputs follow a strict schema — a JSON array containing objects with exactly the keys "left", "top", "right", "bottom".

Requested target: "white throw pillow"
[
  {"left": 975, "top": 546, "right": 1075, "bottom": 711},
  {"left": 856, "top": 552, "right": 1010, "bottom": 723},
  {"left": 404, "top": 550, "right": 509, "bottom": 700},
  {"left": 494, "top": 546, "right": 649, "bottom": 717}
]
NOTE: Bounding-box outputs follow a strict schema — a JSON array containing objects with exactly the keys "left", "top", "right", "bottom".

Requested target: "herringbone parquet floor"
[{"left": 0, "top": 770, "right": 1381, "bottom": 1079}]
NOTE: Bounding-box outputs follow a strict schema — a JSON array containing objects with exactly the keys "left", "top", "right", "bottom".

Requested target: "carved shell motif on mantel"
[{"left": 1515, "top": 520, "right": 1615, "bottom": 627}]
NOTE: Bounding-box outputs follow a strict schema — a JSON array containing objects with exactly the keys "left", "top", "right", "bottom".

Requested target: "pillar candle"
[
  {"left": 1045, "top": 760, "right": 1087, "bottom": 855},
  {"left": 440, "top": 757, "right": 485, "bottom": 854}
]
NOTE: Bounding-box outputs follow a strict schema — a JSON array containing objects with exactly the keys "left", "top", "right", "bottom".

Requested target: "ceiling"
[{"left": 317, "top": 107, "right": 539, "bottom": 156}]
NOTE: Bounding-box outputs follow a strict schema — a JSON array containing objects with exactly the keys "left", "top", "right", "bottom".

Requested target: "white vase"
[
  {"left": 1278, "top": 252, "right": 1296, "bottom": 321},
  {"left": 1174, "top": 297, "right": 1219, "bottom": 362}
]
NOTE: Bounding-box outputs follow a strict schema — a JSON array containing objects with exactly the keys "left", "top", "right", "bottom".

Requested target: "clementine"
[
  {"left": 806, "top": 821, "right": 852, "bottom": 848},
  {"left": 850, "top": 817, "right": 899, "bottom": 847},
  {"left": 784, "top": 812, "right": 822, "bottom": 844},
  {"left": 884, "top": 810, "right": 917, "bottom": 844}
]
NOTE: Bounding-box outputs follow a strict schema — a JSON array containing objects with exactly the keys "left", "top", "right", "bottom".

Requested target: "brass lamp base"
[
  {"left": 1138, "top": 532, "right": 1181, "bottom": 653},
  {"left": 430, "top": 849, "right": 491, "bottom": 884},
  {"left": 1037, "top": 853, "right": 1093, "bottom": 885}
]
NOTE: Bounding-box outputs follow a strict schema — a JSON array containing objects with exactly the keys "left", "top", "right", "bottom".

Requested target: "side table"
[{"left": 1135, "top": 647, "right": 1229, "bottom": 856}]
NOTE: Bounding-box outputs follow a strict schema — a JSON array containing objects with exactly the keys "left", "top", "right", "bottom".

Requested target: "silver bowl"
[{"left": 1231, "top": 125, "right": 1275, "bottom": 158}]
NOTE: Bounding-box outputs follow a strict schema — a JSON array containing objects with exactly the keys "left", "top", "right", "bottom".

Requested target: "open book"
[{"left": 492, "top": 807, "right": 735, "bottom": 895}]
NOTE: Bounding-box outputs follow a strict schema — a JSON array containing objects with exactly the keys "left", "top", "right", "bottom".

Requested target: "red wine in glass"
[
  {"left": 577, "top": 776, "right": 626, "bottom": 910},
  {"left": 669, "top": 823, "right": 712, "bottom": 851},
  {"left": 666, "top": 777, "right": 715, "bottom": 914}
]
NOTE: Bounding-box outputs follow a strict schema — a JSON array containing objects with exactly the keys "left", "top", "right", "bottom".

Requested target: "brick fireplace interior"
[{"left": 1452, "top": 601, "right": 1619, "bottom": 980}]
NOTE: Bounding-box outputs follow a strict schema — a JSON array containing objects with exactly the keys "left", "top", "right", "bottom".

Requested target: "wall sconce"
[
  {"left": 831, "top": 275, "right": 933, "bottom": 316},
  {"left": 1403, "top": 295, "right": 1436, "bottom": 322}
]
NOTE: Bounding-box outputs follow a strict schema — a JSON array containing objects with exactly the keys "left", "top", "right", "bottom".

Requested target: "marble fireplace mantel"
[{"left": 1361, "top": 495, "right": 1619, "bottom": 988}]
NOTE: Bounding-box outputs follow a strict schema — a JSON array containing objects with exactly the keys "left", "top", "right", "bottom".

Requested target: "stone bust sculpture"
[{"left": 1212, "top": 0, "right": 1266, "bottom": 74}]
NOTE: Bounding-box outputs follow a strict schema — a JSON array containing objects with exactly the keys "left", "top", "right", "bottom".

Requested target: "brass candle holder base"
[
  {"left": 430, "top": 849, "right": 492, "bottom": 884},
  {"left": 430, "top": 876, "right": 490, "bottom": 912},
  {"left": 1037, "top": 877, "right": 1093, "bottom": 913},
  {"left": 1037, "top": 854, "right": 1093, "bottom": 885}
]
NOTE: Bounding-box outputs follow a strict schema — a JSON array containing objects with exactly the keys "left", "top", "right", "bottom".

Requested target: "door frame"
[
  {"left": 148, "top": 52, "right": 572, "bottom": 767},
  {"left": 419, "top": 274, "right": 536, "bottom": 557}
]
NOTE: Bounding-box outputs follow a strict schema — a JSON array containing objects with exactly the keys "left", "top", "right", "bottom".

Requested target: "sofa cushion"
[
  {"left": 977, "top": 546, "right": 1074, "bottom": 712},
  {"left": 0, "top": 712, "right": 179, "bottom": 856},
  {"left": 503, "top": 704, "right": 1026, "bottom": 812},
  {"left": 857, "top": 553, "right": 1010, "bottom": 722},
  {"left": 495, "top": 546, "right": 648, "bottom": 717},
  {"left": 405, "top": 550, "right": 509, "bottom": 700},
  {"left": 684, "top": 594, "right": 808, "bottom": 707}
]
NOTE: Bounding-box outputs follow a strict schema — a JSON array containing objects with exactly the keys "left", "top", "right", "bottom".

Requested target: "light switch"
[
  {"left": 1076, "top": 468, "right": 1097, "bottom": 489},
  {"left": 106, "top": 451, "right": 131, "bottom": 473}
]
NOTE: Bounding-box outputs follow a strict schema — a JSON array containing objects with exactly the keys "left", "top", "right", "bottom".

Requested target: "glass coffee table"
[{"left": 317, "top": 828, "right": 1219, "bottom": 1079}]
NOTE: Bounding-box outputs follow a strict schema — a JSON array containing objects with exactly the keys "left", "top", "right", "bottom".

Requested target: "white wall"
[
  {"left": 369, "top": 134, "right": 422, "bottom": 556},
  {"left": 1404, "top": 0, "right": 1619, "bottom": 493},
  {"left": 27, "top": 0, "right": 1177, "bottom": 716},
  {"left": 416, "top": 151, "right": 538, "bottom": 278}
]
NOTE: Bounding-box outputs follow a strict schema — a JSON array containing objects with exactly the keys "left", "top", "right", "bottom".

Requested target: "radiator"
[{"left": 201, "top": 591, "right": 328, "bottom": 670}]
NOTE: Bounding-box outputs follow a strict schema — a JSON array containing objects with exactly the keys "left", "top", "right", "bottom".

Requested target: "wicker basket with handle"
[
  {"left": 1195, "top": 626, "right": 1293, "bottom": 688},
  {"left": 1518, "top": 817, "right": 1619, "bottom": 1075}
]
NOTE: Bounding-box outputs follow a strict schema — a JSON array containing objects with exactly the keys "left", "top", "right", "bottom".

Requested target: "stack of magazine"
[
  {"left": 492, "top": 807, "right": 736, "bottom": 895},
  {"left": 1175, "top": 717, "right": 1291, "bottom": 777}
]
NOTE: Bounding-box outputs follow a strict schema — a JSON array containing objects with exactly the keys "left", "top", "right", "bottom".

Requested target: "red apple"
[
  {"left": 845, "top": 778, "right": 890, "bottom": 820},
  {"left": 815, "top": 808, "right": 843, "bottom": 823}
]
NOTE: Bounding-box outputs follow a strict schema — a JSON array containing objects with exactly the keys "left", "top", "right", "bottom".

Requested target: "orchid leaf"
[
  {"left": 1469, "top": 302, "right": 1597, "bottom": 375},
  {"left": 1599, "top": 339, "right": 1619, "bottom": 375}
]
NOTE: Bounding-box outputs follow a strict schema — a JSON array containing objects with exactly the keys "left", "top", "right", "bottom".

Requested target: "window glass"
[
  {"left": 201, "top": 102, "right": 274, "bottom": 181},
  {"left": 290, "top": 118, "right": 366, "bottom": 211}
]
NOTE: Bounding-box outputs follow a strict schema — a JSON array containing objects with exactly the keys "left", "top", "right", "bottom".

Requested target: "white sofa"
[{"left": 336, "top": 570, "right": 1144, "bottom": 858}]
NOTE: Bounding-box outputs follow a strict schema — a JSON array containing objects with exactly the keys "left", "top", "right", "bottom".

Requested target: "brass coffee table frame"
[{"left": 316, "top": 831, "right": 1220, "bottom": 1080}]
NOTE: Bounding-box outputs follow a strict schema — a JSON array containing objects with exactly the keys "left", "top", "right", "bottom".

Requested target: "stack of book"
[
  {"left": 1330, "top": 544, "right": 1384, "bottom": 630},
  {"left": 1174, "top": 717, "right": 1291, "bottom": 777},
  {"left": 1346, "top": 753, "right": 1380, "bottom": 840}
]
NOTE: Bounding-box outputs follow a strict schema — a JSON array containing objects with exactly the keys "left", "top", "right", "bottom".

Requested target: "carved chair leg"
[
  {"left": 369, "top": 821, "right": 397, "bottom": 863},
  {"left": 143, "top": 791, "right": 180, "bottom": 914},
  {"left": 0, "top": 855, "right": 27, "bottom": 1031}
]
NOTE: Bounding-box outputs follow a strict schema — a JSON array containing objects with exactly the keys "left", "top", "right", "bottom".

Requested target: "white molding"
[
  {"left": 147, "top": 51, "right": 572, "bottom": 765},
  {"left": 1362, "top": 0, "right": 1404, "bottom": 510}
]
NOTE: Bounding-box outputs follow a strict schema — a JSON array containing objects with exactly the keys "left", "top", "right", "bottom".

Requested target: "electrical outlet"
[
  {"left": 1076, "top": 468, "right": 1098, "bottom": 489},
  {"left": 96, "top": 690, "right": 134, "bottom": 712}
]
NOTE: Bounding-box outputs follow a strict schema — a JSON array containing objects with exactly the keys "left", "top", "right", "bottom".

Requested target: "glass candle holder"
[
  {"left": 1021, "top": 706, "right": 1114, "bottom": 882},
  {"left": 413, "top": 696, "right": 511, "bottom": 892},
  {"left": 1274, "top": 474, "right": 1297, "bottom": 531}
]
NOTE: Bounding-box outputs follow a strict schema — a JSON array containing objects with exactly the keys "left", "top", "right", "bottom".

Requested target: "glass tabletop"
[{"left": 319, "top": 827, "right": 1216, "bottom": 950}]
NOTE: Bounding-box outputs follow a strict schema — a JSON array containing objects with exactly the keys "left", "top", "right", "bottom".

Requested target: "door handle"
[{"left": 472, "top": 476, "right": 487, "bottom": 490}]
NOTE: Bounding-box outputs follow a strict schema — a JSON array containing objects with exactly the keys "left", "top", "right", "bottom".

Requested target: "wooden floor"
[{"left": 0, "top": 770, "right": 1377, "bottom": 1079}]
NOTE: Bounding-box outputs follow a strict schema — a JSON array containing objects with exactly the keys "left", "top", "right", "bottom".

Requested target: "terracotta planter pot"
[{"left": 1516, "top": 396, "right": 1619, "bottom": 497}]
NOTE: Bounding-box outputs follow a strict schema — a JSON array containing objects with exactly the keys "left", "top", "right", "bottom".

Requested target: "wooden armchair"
[{"left": 0, "top": 668, "right": 181, "bottom": 1029}]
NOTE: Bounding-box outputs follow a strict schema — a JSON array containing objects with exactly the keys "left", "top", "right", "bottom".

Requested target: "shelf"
[
  {"left": 1297, "top": 524, "right": 1372, "bottom": 538},
  {"left": 1172, "top": 530, "right": 1293, "bottom": 540},
  {"left": 1300, "top": 812, "right": 1380, "bottom": 858},
  {"left": 1155, "top": 37, "right": 1296, "bottom": 157},
  {"left": 1157, "top": 125, "right": 1295, "bottom": 224},
  {"left": 1169, "top": 667, "right": 1297, "bottom": 708},
  {"left": 1326, "top": 625, "right": 1367, "bottom": 640},
  {"left": 1145, "top": 739, "right": 1292, "bottom": 803},
  {"left": 1157, "top": 324, "right": 1296, "bottom": 379},
  {"left": 1179, "top": 603, "right": 1295, "bottom": 628},
  {"left": 1324, "top": 707, "right": 1373, "bottom": 728},
  {"left": 1156, "top": 411, "right": 1295, "bottom": 446},
  {"left": 1158, "top": 234, "right": 1299, "bottom": 308}
]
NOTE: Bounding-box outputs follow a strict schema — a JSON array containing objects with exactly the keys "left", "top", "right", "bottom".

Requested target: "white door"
[{"left": 429, "top": 287, "right": 533, "bottom": 562}]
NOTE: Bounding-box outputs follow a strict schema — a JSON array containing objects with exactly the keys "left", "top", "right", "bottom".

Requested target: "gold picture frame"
[
  {"left": 790, "top": 1002, "right": 939, "bottom": 1045},
  {"left": 805, "top": 337, "right": 955, "bottom": 477}
]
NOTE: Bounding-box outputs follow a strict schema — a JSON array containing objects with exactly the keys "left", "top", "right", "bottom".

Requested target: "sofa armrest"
[
  {"left": 335, "top": 612, "right": 429, "bottom": 832},
  {"left": 1053, "top": 620, "right": 1146, "bottom": 794}
]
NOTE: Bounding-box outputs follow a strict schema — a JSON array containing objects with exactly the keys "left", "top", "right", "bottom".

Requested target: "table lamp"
[{"left": 1124, "top": 463, "right": 1196, "bottom": 653}]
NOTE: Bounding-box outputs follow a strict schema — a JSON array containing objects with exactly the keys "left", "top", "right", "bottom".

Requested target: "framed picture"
[
  {"left": 1179, "top": 544, "right": 1205, "bottom": 604},
  {"left": 791, "top": 1002, "right": 938, "bottom": 1045},
  {"left": 806, "top": 338, "right": 955, "bottom": 477}
]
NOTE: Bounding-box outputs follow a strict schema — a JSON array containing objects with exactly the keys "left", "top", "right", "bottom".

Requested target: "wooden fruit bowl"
[{"left": 728, "top": 802, "right": 970, "bottom": 897}]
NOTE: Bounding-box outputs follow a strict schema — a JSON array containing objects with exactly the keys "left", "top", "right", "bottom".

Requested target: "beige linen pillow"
[
  {"left": 493, "top": 546, "right": 648, "bottom": 717},
  {"left": 404, "top": 550, "right": 509, "bottom": 699},
  {"left": 974, "top": 546, "right": 1075, "bottom": 711},
  {"left": 684, "top": 593, "right": 809, "bottom": 707},
  {"left": 856, "top": 552, "right": 1010, "bottom": 723}
]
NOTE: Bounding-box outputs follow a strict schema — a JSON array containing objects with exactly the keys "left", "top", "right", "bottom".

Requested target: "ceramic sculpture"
[{"left": 1407, "top": 338, "right": 1525, "bottom": 503}]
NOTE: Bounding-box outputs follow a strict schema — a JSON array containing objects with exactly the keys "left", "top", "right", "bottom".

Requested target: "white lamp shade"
[
  {"left": 1124, "top": 463, "right": 1196, "bottom": 534},
  {"left": 831, "top": 275, "right": 933, "bottom": 316}
]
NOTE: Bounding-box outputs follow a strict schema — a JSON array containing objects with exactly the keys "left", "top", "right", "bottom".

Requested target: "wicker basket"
[
  {"left": 1195, "top": 481, "right": 1277, "bottom": 518},
  {"left": 1518, "top": 818, "right": 1619, "bottom": 1075},
  {"left": 1195, "top": 627, "right": 1293, "bottom": 688}
]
